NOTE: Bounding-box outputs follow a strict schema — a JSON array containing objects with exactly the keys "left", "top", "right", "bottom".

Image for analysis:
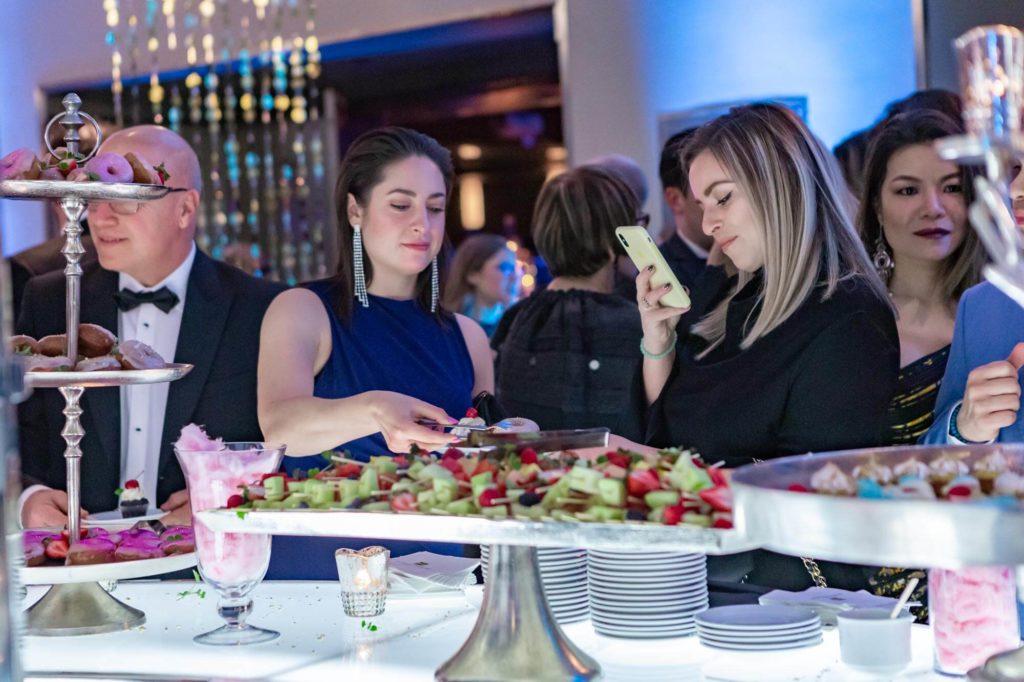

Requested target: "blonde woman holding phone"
[{"left": 635, "top": 103, "right": 899, "bottom": 590}]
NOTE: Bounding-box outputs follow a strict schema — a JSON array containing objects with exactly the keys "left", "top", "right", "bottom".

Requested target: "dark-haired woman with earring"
[
  {"left": 859, "top": 110, "right": 984, "bottom": 445},
  {"left": 257, "top": 127, "right": 494, "bottom": 578}
]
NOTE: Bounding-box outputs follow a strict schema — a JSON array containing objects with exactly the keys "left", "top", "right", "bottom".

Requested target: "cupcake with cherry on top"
[{"left": 116, "top": 479, "right": 148, "bottom": 518}]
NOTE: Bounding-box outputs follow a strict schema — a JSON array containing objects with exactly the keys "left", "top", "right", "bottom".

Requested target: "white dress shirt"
[
  {"left": 118, "top": 243, "right": 196, "bottom": 507},
  {"left": 19, "top": 244, "right": 196, "bottom": 523}
]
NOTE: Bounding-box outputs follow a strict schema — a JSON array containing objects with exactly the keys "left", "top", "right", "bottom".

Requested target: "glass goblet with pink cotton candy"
[{"left": 175, "top": 441, "right": 284, "bottom": 646}]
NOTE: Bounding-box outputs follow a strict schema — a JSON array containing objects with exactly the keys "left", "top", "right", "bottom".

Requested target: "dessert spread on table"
[
  {"left": 803, "top": 450, "right": 1024, "bottom": 503},
  {"left": 23, "top": 523, "right": 194, "bottom": 567}
]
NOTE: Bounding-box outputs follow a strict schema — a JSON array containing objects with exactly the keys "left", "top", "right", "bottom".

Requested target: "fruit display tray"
[{"left": 198, "top": 507, "right": 756, "bottom": 554}]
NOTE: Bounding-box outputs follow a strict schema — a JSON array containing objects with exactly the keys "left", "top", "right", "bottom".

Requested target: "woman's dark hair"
[
  {"left": 329, "top": 126, "right": 455, "bottom": 322},
  {"left": 531, "top": 166, "right": 639, "bottom": 278},
  {"left": 442, "top": 234, "right": 510, "bottom": 312},
  {"left": 858, "top": 110, "right": 984, "bottom": 301}
]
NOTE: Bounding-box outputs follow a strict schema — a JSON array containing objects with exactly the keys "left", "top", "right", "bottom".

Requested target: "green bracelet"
[{"left": 640, "top": 331, "right": 677, "bottom": 359}]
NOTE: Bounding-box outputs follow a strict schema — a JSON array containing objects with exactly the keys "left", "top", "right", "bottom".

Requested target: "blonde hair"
[{"left": 685, "top": 103, "right": 889, "bottom": 356}]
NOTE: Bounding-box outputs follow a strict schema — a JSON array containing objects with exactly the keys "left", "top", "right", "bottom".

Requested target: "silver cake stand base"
[
  {"left": 970, "top": 647, "right": 1024, "bottom": 681},
  {"left": 436, "top": 544, "right": 599, "bottom": 682},
  {"left": 26, "top": 582, "right": 144, "bottom": 636}
]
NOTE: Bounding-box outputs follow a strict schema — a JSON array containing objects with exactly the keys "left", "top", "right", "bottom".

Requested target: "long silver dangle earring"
[
  {"left": 430, "top": 256, "right": 439, "bottom": 313},
  {"left": 352, "top": 224, "right": 369, "bottom": 307}
]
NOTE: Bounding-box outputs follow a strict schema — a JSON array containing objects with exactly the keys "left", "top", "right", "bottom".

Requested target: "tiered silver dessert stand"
[
  {"left": 201, "top": 504, "right": 756, "bottom": 681},
  {"left": 730, "top": 444, "right": 1024, "bottom": 681},
  {"left": 1, "top": 93, "right": 193, "bottom": 635}
]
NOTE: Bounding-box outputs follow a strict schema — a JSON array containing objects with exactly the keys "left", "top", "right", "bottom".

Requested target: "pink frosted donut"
[
  {"left": 160, "top": 525, "right": 194, "bottom": 542},
  {"left": 115, "top": 543, "right": 164, "bottom": 562},
  {"left": 0, "top": 148, "right": 41, "bottom": 181},
  {"left": 84, "top": 152, "right": 133, "bottom": 184}
]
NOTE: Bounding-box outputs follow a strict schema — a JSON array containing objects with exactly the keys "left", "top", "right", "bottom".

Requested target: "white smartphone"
[{"left": 615, "top": 225, "right": 691, "bottom": 309}]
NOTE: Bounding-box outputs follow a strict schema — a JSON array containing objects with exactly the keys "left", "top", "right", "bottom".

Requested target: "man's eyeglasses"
[{"left": 97, "top": 187, "right": 189, "bottom": 216}]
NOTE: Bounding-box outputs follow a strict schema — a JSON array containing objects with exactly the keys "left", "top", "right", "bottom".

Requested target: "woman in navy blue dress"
[{"left": 257, "top": 127, "right": 494, "bottom": 578}]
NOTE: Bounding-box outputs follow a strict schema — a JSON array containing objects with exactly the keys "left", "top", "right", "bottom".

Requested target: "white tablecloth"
[{"left": 20, "top": 581, "right": 958, "bottom": 680}]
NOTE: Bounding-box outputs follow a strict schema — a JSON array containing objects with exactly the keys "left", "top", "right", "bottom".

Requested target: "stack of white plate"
[
  {"left": 587, "top": 550, "right": 708, "bottom": 639},
  {"left": 695, "top": 605, "right": 823, "bottom": 651},
  {"left": 481, "top": 545, "right": 588, "bottom": 624}
]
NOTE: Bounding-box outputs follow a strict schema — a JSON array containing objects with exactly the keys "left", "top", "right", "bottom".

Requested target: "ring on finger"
[{"left": 641, "top": 296, "right": 651, "bottom": 309}]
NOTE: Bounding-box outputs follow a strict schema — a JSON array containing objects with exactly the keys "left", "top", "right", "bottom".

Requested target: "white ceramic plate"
[
  {"left": 695, "top": 605, "right": 820, "bottom": 631},
  {"left": 20, "top": 551, "right": 196, "bottom": 585},
  {"left": 698, "top": 635, "right": 823, "bottom": 651},
  {"left": 589, "top": 577, "right": 708, "bottom": 593},
  {"left": 588, "top": 568, "right": 706, "bottom": 582},
  {"left": 84, "top": 508, "right": 167, "bottom": 525},
  {"left": 593, "top": 624, "right": 697, "bottom": 639},
  {"left": 588, "top": 575, "right": 704, "bottom": 589},
  {"left": 696, "top": 622, "right": 821, "bottom": 638},
  {"left": 590, "top": 599, "right": 708, "bottom": 616},
  {"left": 589, "top": 600, "right": 708, "bottom": 615}
]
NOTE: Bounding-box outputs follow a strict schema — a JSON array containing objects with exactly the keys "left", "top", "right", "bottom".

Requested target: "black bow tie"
[{"left": 114, "top": 286, "right": 180, "bottom": 313}]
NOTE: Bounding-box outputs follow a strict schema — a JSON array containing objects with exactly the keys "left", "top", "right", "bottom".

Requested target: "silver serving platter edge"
[
  {"left": 731, "top": 444, "right": 1024, "bottom": 568},
  {"left": 0, "top": 179, "right": 171, "bottom": 201},
  {"left": 199, "top": 508, "right": 757, "bottom": 554},
  {"left": 24, "top": 363, "right": 193, "bottom": 389}
]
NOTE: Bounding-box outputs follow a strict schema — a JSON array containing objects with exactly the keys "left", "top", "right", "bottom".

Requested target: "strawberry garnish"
[
  {"left": 627, "top": 469, "right": 661, "bottom": 497},
  {"left": 698, "top": 485, "right": 732, "bottom": 512},
  {"left": 662, "top": 504, "right": 684, "bottom": 526},
  {"left": 226, "top": 494, "right": 245, "bottom": 508},
  {"left": 464, "top": 407, "right": 479, "bottom": 419},
  {"left": 478, "top": 487, "right": 503, "bottom": 508},
  {"left": 519, "top": 448, "right": 538, "bottom": 465},
  {"left": 946, "top": 485, "right": 972, "bottom": 499},
  {"left": 390, "top": 492, "right": 417, "bottom": 512},
  {"left": 334, "top": 463, "right": 362, "bottom": 478},
  {"left": 44, "top": 538, "right": 69, "bottom": 560},
  {"left": 605, "top": 451, "right": 630, "bottom": 469}
]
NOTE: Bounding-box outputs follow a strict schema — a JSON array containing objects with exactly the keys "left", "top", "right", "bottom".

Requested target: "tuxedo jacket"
[
  {"left": 16, "top": 249, "right": 286, "bottom": 512},
  {"left": 9, "top": 234, "right": 96, "bottom": 323}
]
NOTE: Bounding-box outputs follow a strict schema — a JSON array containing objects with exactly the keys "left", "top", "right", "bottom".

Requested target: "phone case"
[{"left": 615, "top": 226, "right": 691, "bottom": 309}]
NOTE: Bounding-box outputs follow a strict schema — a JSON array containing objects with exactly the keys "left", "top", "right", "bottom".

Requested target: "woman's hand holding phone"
[{"left": 636, "top": 264, "right": 689, "bottom": 355}]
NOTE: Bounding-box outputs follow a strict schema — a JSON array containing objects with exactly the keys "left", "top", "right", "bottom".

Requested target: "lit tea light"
[{"left": 335, "top": 546, "right": 389, "bottom": 617}]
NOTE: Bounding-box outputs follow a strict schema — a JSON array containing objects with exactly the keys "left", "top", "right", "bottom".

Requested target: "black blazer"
[
  {"left": 9, "top": 234, "right": 96, "bottom": 323},
  {"left": 16, "top": 249, "right": 286, "bottom": 512}
]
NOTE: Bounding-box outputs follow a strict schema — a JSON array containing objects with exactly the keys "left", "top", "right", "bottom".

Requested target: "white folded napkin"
[
  {"left": 389, "top": 551, "right": 480, "bottom": 594},
  {"left": 759, "top": 587, "right": 920, "bottom": 625}
]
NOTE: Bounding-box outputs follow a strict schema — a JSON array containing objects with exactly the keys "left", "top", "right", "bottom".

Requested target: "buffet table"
[{"left": 21, "top": 581, "right": 951, "bottom": 681}]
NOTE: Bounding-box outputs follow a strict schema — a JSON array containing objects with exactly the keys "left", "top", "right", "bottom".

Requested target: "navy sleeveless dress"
[{"left": 266, "top": 281, "right": 475, "bottom": 579}]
